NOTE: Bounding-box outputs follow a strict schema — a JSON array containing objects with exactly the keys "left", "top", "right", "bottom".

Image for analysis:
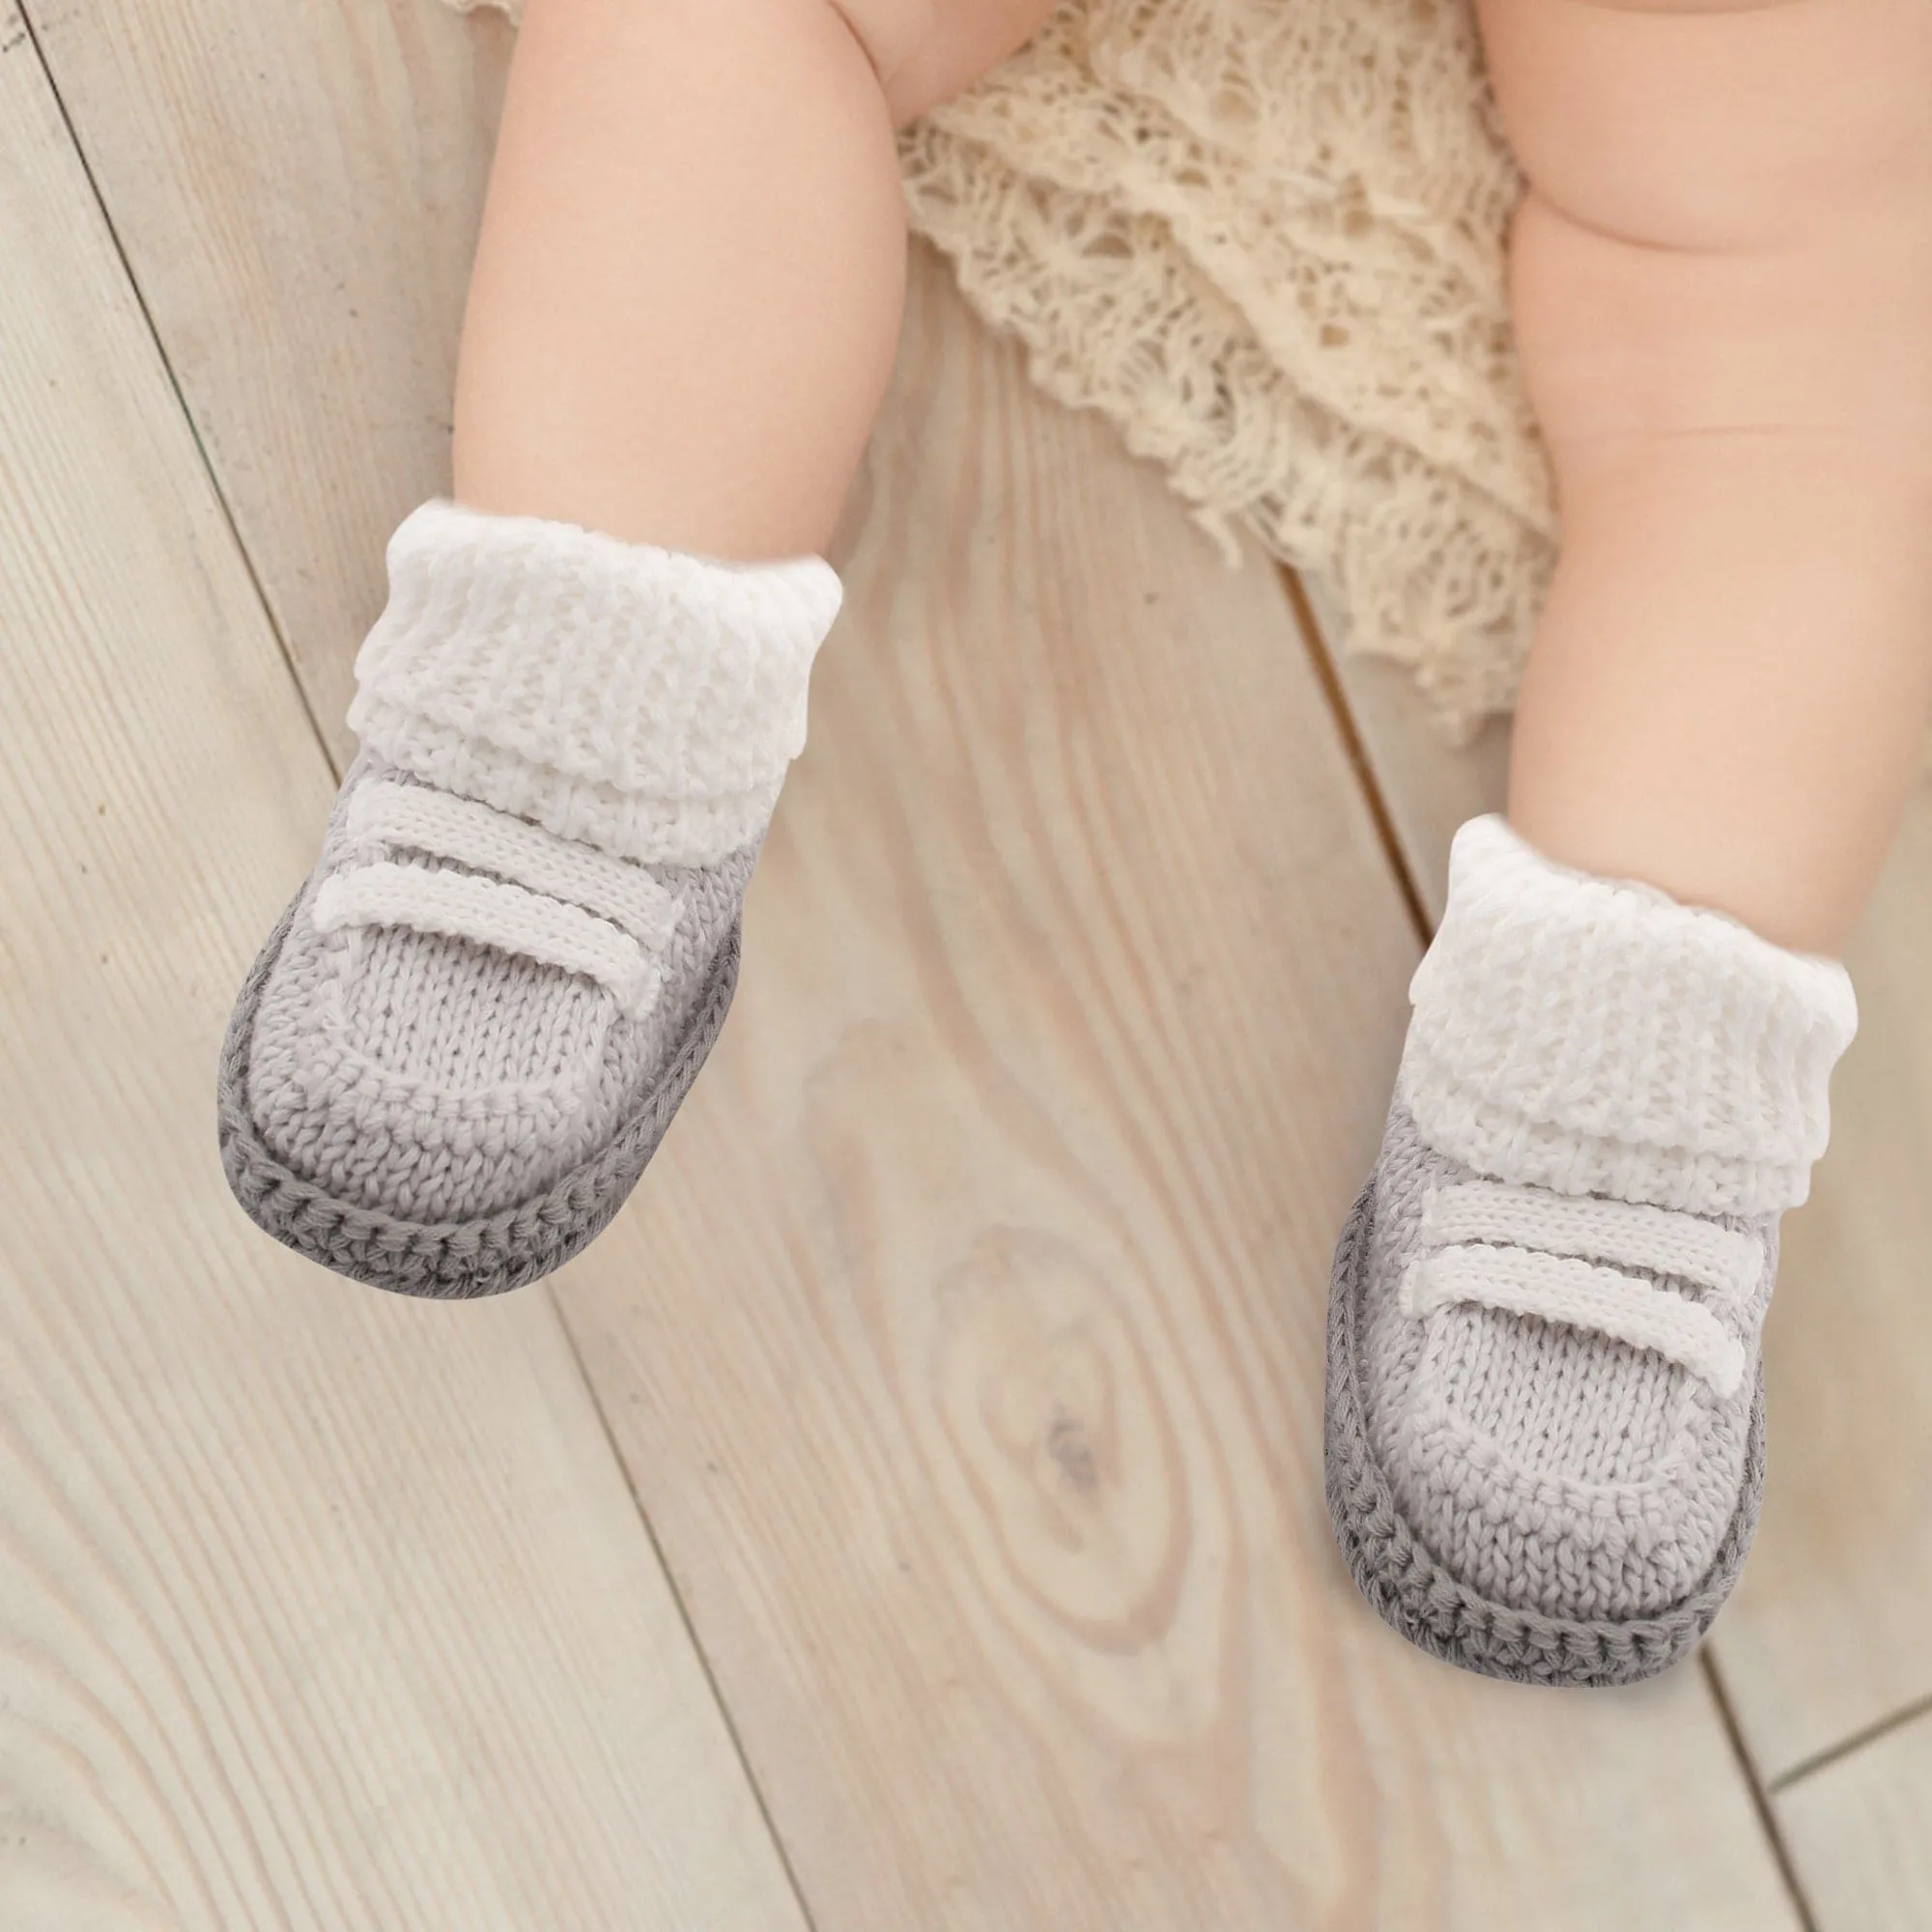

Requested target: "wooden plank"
[
  {"left": 1317, "top": 587, "right": 1512, "bottom": 929},
  {"left": 1718, "top": 791, "right": 1932, "bottom": 1776},
  {"left": 1776, "top": 1709, "right": 1932, "bottom": 1930},
  {"left": 1325, "top": 552, "right": 1932, "bottom": 1783},
  {"left": 30, "top": 0, "right": 1816, "bottom": 1903},
  {"left": 0, "top": 26, "right": 804, "bottom": 1930},
  {"left": 546, "top": 246, "right": 1808, "bottom": 1930},
  {"left": 24, "top": 0, "right": 515, "bottom": 766}
]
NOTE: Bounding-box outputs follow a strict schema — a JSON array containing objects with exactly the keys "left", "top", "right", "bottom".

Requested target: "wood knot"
[{"left": 931, "top": 1227, "right": 1187, "bottom": 1648}]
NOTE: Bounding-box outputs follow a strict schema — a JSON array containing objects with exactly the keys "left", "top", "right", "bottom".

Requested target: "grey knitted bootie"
[
  {"left": 1325, "top": 817, "right": 1858, "bottom": 1686},
  {"left": 218, "top": 501, "right": 841, "bottom": 1297}
]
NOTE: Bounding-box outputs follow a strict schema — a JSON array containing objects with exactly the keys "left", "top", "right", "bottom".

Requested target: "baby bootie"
[
  {"left": 1325, "top": 816, "right": 1858, "bottom": 1685},
  {"left": 218, "top": 501, "right": 841, "bottom": 1297}
]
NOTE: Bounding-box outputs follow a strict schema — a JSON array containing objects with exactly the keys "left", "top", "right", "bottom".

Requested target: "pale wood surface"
[
  {"left": 0, "top": 25, "right": 805, "bottom": 1930},
  {"left": 548, "top": 251, "right": 1807, "bottom": 1930},
  {"left": 1327, "top": 576, "right": 1932, "bottom": 1794},
  {"left": 1777, "top": 1709, "right": 1932, "bottom": 1932},
  {"left": 16, "top": 0, "right": 1930, "bottom": 1916},
  {"left": 1721, "top": 786, "right": 1932, "bottom": 1778},
  {"left": 26, "top": 0, "right": 516, "bottom": 766},
  {"left": 1322, "top": 603, "right": 1512, "bottom": 930}
]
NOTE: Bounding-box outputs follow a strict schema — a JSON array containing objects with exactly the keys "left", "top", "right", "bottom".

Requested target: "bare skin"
[
  {"left": 1483, "top": 0, "right": 1932, "bottom": 953},
  {"left": 451, "top": 0, "right": 1054, "bottom": 563},
  {"left": 455, "top": 0, "right": 1932, "bottom": 958}
]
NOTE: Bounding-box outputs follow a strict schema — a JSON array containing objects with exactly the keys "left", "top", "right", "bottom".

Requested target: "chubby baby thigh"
[{"left": 1478, "top": 0, "right": 1932, "bottom": 251}]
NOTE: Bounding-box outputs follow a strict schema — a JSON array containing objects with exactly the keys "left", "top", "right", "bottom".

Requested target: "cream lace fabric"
[{"left": 446, "top": 0, "right": 1549, "bottom": 739}]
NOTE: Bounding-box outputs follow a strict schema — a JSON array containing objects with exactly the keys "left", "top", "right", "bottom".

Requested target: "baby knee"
[
  {"left": 829, "top": 0, "right": 1052, "bottom": 121},
  {"left": 825, "top": 0, "right": 942, "bottom": 90},
  {"left": 1480, "top": 0, "right": 1932, "bottom": 249}
]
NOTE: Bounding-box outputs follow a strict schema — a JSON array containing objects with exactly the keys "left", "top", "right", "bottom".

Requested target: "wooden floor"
[{"left": 4, "top": 3, "right": 1929, "bottom": 1925}]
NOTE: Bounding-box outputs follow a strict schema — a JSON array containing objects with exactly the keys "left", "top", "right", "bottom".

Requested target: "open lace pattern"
[{"left": 903, "top": 0, "right": 1550, "bottom": 740}]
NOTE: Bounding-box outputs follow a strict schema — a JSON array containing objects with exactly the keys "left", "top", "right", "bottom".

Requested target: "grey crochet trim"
[
  {"left": 1323, "top": 1176, "right": 1766, "bottom": 1687},
  {"left": 217, "top": 893, "right": 739, "bottom": 1299}
]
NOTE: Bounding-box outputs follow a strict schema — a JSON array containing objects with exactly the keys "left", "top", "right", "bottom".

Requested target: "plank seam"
[
  {"left": 14, "top": 0, "right": 341, "bottom": 785},
  {"left": 1701, "top": 1650, "right": 1824, "bottom": 1930},
  {"left": 1767, "top": 1688, "right": 1932, "bottom": 1797},
  {"left": 546, "top": 1293, "right": 824, "bottom": 1932},
  {"left": 1278, "top": 565, "right": 1435, "bottom": 946}
]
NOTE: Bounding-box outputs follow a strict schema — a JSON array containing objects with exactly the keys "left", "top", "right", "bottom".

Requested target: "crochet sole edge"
[
  {"left": 1323, "top": 1175, "right": 1765, "bottom": 1688},
  {"left": 216, "top": 891, "right": 740, "bottom": 1299}
]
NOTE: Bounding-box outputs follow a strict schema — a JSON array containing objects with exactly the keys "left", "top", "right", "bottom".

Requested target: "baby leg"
[
  {"left": 220, "top": 0, "right": 1055, "bottom": 1294},
  {"left": 452, "top": 0, "right": 1052, "bottom": 561},
  {"left": 1484, "top": 0, "right": 1932, "bottom": 953},
  {"left": 1323, "top": 0, "right": 1914, "bottom": 1678}
]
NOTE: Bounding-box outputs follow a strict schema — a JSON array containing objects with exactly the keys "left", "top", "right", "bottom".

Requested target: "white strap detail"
[
  {"left": 314, "top": 863, "right": 663, "bottom": 1019},
  {"left": 347, "top": 779, "right": 681, "bottom": 951},
  {"left": 1403, "top": 1247, "right": 1747, "bottom": 1398},
  {"left": 1420, "top": 1180, "right": 1760, "bottom": 1303}
]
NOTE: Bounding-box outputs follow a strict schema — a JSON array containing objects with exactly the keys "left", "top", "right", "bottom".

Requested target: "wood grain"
[
  {"left": 24, "top": 0, "right": 515, "bottom": 766},
  {"left": 1776, "top": 1709, "right": 1932, "bottom": 1932},
  {"left": 0, "top": 24, "right": 803, "bottom": 1929},
  {"left": 547, "top": 248, "right": 1809, "bottom": 1931},
  {"left": 24, "top": 0, "right": 1842, "bottom": 1911}
]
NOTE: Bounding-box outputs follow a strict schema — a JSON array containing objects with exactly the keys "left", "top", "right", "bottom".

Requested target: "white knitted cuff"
[
  {"left": 344, "top": 500, "right": 843, "bottom": 867},
  {"left": 1397, "top": 816, "right": 1858, "bottom": 1216}
]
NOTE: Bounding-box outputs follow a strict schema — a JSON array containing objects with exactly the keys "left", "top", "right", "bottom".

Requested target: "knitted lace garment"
[
  {"left": 906, "top": 0, "right": 1547, "bottom": 740},
  {"left": 447, "top": 0, "right": 1546, "bottom": 740}
]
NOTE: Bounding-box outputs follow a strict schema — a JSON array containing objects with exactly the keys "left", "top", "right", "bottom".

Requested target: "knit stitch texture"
[
  {"left": 220, "top": 503, "right": 840, "bottom": 1295},
  {"left": 1324, "top": 1162, "right": 1766, "bottom": 1688},
  {"left": 349, "top": 500, "right": 842, "bottom": 867},
  {"left": 1326, "top": 818, "right": 1855, "bottom": 1683},
  {"left": 1402, "top": 817, "right": 1859, "bottom": 1218}
]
